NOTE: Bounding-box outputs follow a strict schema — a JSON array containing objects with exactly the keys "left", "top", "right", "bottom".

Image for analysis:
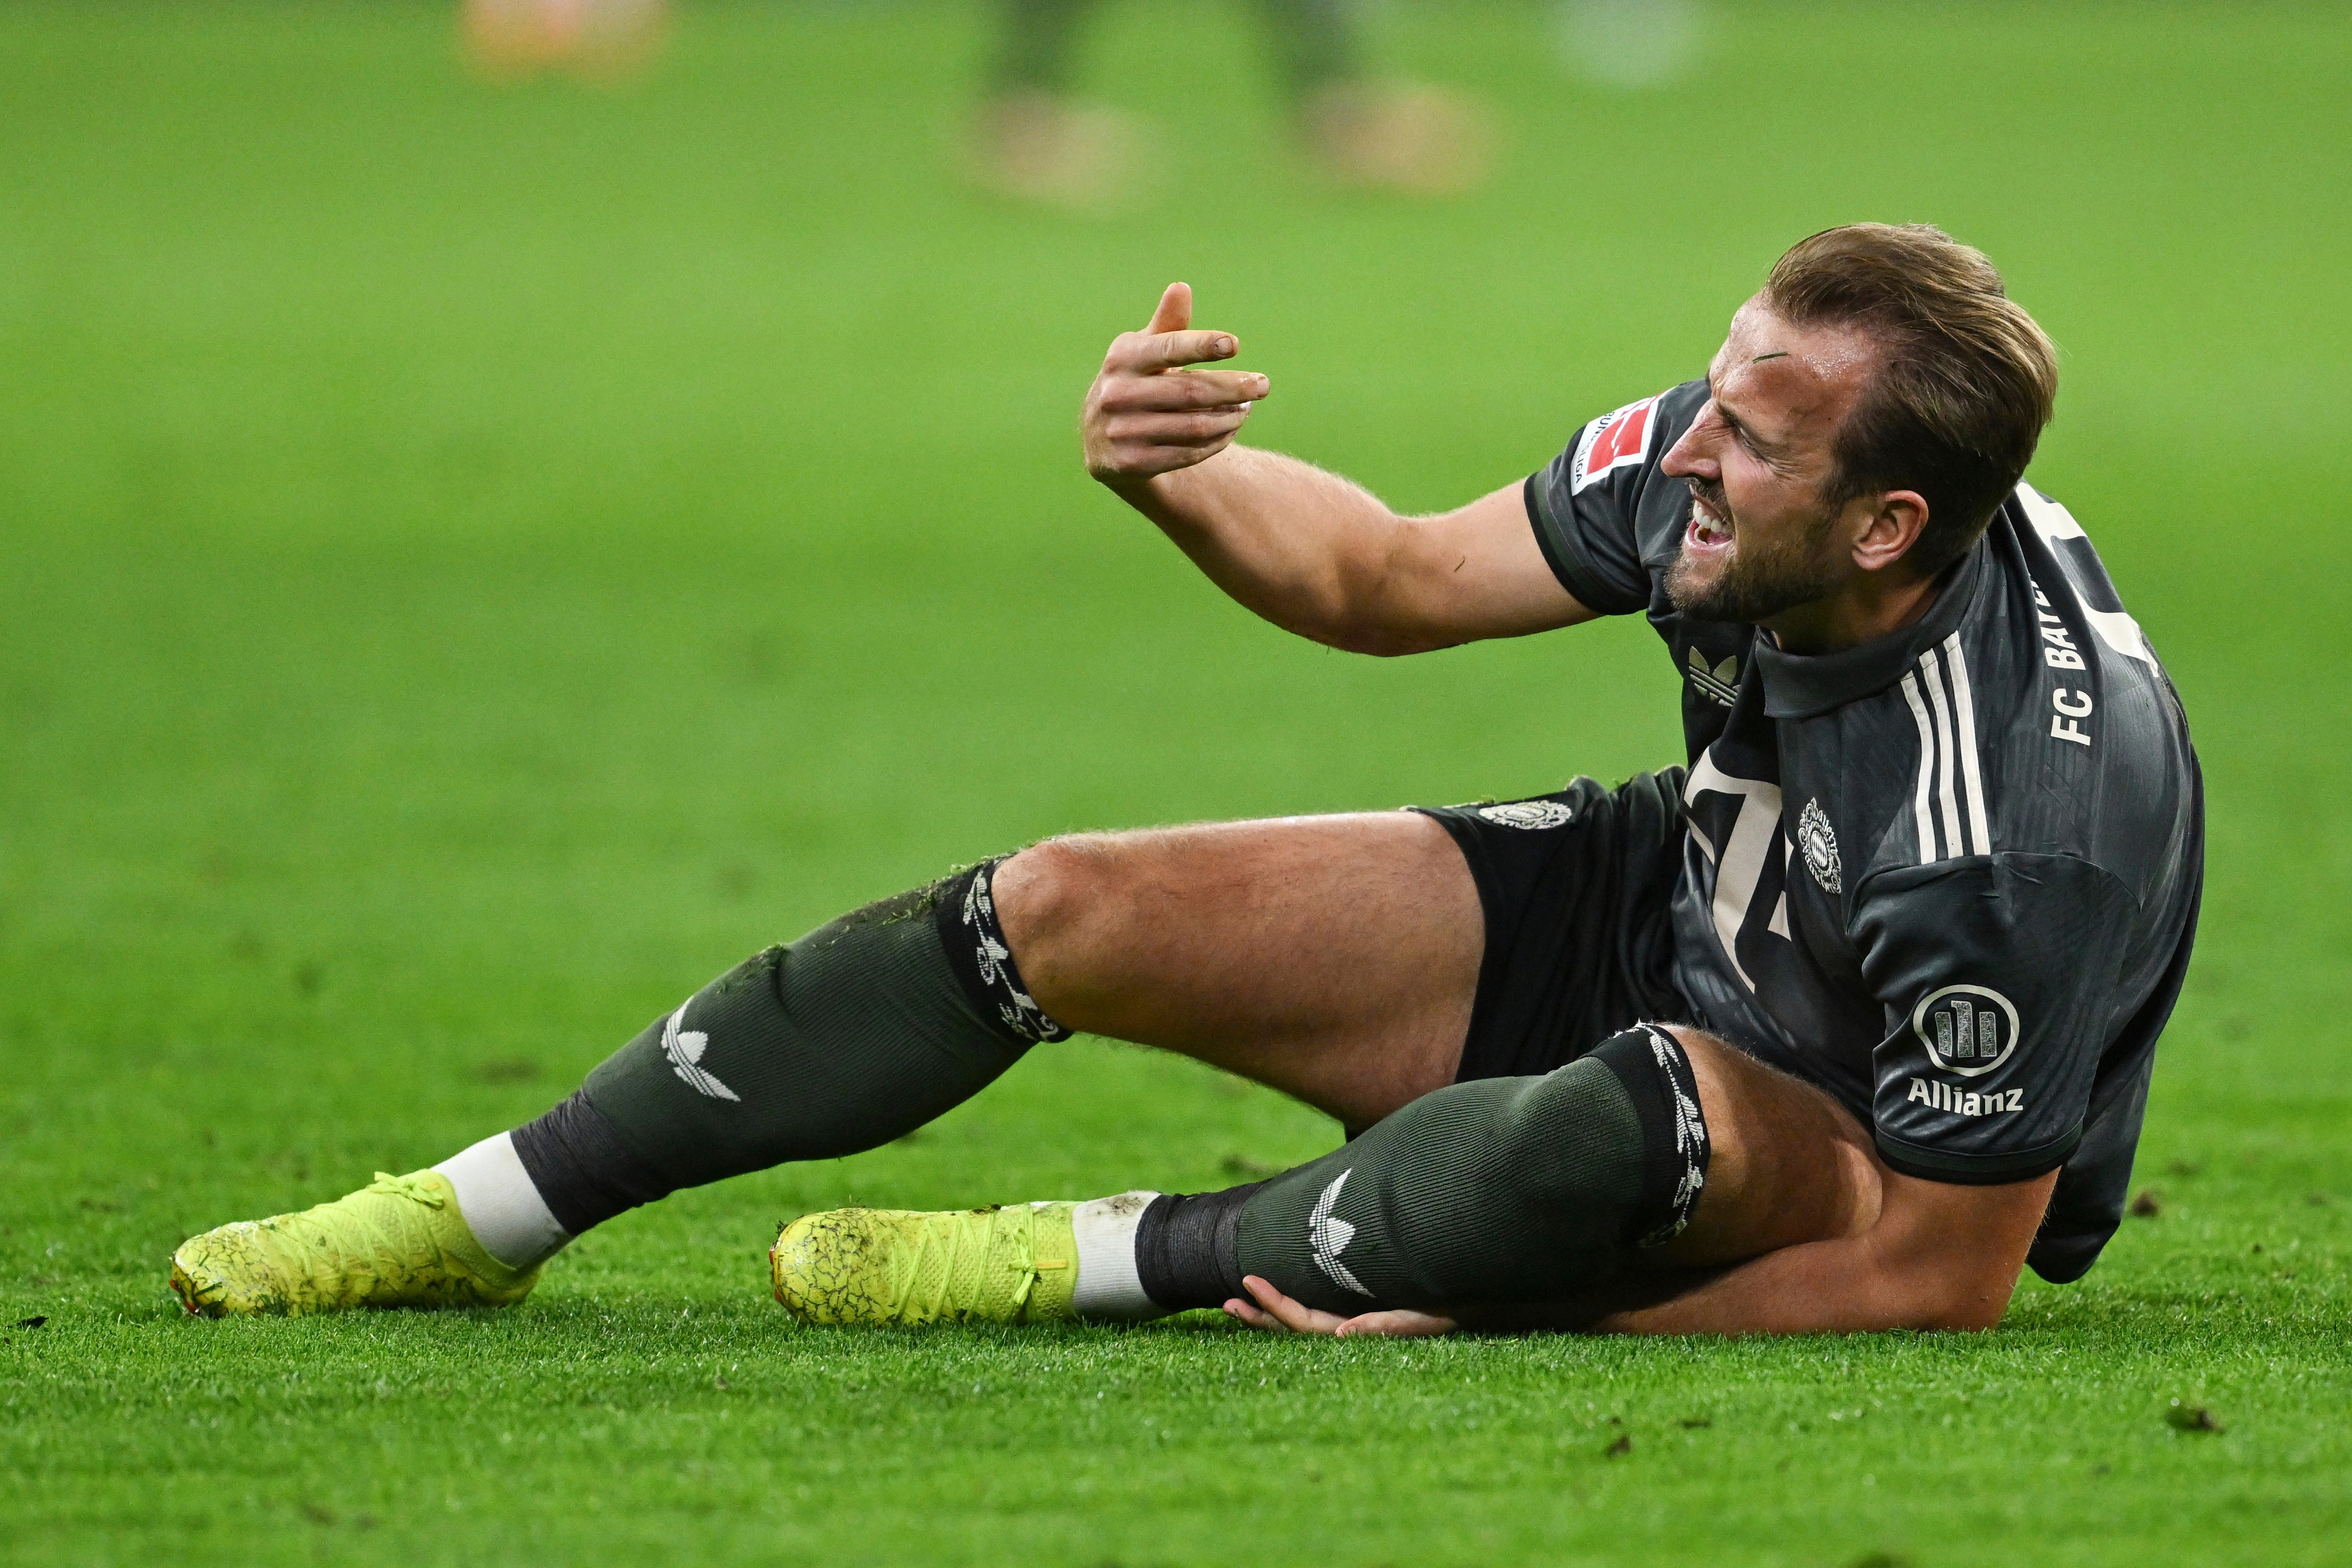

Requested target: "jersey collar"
[{"left": 1751, "top": 538, "right": 1988, "bottom": 719}]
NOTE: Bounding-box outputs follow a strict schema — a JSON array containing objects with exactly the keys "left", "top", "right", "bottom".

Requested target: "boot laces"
[
  {"left": 362, "top": 1171, "right": 446, "bottom": 1209},
  {"left": 900, "top": 1206, "right": 1040, "bottom": 1320},
  {"left": 263, "top": 1172, "right": 444, "bottom": 1285}
]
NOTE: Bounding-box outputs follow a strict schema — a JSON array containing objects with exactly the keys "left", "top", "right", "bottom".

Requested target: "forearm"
[
  {"left": 1586, "top": 1233, "right": 2016, "bottom": 1335},
  {"left": 1448, "top": 1234, "right": 2009, "bottom": 1338},
  {"left": 1580, "top": 1163, "right": 2059, "bottom": 1335},
  {"left": 1109, "top": 445, "right": 1421, "bottom": 652},
  {"left": 1081, "top": 285, "right": 1588, "bottom": 654}
]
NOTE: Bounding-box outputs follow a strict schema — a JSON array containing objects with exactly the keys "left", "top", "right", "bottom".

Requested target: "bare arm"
[
  {"left": 1084, "top": 284, "right": 1593, "bottom": 656},
  {"left": 1586, "top": 1167, "right": 2058, "bottom": 1335}
]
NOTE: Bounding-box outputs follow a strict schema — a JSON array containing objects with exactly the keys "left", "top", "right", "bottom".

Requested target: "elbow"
[
  {"left": 1911, "top": 1298, "right": 2007, "bottom": 1334},
  {"left": 1896, "top": 1265, "right": 2020, "bottom": 1333},
  {"left": 1858, "top": 1230, "right": 2022, "bottom": 1334},
  {"left": 1322, "top": 629, "right": 1449, "bottom": 658},
  {"left": 1927, "top": 1286, "right": 2016, "bottom": 1333}
]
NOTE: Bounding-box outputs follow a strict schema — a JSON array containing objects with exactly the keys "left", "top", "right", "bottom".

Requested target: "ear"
[{"left": 1850, "top": 489, "right": 1930, "bottom": 575}]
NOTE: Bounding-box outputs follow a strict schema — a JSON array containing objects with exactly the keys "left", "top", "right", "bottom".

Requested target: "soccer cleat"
[
  {"left": 770, "top": 1202, "right": 1078, "bottom": 1327},
  {"left": 169, "top": 1169, "right": 543, "bottom": 1317}
]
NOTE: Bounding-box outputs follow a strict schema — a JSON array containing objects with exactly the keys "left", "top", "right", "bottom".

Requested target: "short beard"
[{"left": 1665, "top": 479, "right": 1846, "bottom": 624}]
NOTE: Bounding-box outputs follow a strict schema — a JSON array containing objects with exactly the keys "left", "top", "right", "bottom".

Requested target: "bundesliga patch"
[{"left": 1569, "top": 394, "right": 1660, "bottom": 494}]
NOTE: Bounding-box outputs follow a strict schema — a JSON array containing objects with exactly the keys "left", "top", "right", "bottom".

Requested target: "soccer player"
[
  {"left": 172, "top": 224, "right": 2201, "bottom": 1338},
  {"left": 974, "top": 0, "right": 1490, "bottom": 205}
]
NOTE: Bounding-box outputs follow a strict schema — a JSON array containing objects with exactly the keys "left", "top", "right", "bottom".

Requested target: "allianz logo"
[{"left": 1907, "top": 1079, "right": 2023, "bottom": 1116}]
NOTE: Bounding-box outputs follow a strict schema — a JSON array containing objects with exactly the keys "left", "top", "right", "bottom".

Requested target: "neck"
[{"left": 1764, "top": 564, "right": 1943, "bottom": 655}]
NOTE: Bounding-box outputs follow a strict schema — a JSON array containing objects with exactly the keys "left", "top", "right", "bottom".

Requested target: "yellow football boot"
[
  {"left": 170, "top": 1169, "right": 542, "bottom": 1317},
  {"left": 770, "top": 1201, "right": 1078, "bottom": 1327}
]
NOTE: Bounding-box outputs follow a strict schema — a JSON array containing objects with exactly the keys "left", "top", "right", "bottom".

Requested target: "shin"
[{"left": 501, "top": 861, "right": 1062, "bottom": 1240}]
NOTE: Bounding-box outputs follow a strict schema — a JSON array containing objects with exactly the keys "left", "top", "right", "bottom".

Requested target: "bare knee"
[{"left": 990, "top": 834, "right": 1132, "bottom": 987}]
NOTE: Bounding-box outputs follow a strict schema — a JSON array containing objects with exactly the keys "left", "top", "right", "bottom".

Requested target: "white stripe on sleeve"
[
  {"left": 1899, "top": 672, "right": 1939, "bottom": 863},
  {"left": 1919, "top": 648, "right": 1966, "bottom": 861},
  {"left": 1942, "top": 632, "right": 1992, "bottom": 855}
]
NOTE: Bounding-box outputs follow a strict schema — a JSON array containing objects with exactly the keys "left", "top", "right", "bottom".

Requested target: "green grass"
[{"left": 4, "top": 2, "right": 2350, "bottom": 1562}]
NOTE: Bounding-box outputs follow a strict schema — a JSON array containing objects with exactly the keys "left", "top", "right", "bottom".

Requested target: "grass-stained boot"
[
  {"left": 770, "top": 1201, "right": 1078, "bottom": 1326},
  {"left": 170, "top": 1169, "right": 543, "bottom": 1317}
]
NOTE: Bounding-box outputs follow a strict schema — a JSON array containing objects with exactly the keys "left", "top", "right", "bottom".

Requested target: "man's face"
[{"left": 1659, "top": 299, "right": 1880, "bottom": 625}]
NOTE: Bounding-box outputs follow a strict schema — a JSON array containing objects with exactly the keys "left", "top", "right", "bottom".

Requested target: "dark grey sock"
[
  {"left": 1132, "top": 1185, "right": 1261, "bottom": 1311},
  {"left": 1219, "top": 1027, "right": 1708, "bottom": 1316},
  {"left": 508, "top": 1089, "right": 668, "bottom": 1237},
  {"left": 1234, "top": 1060, "right": 1641, "bottom": 1314},
  {"left": 507, "top": 863, "right": 1062, "bottom": 1233}
]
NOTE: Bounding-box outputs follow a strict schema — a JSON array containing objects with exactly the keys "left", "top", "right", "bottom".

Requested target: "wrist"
[
  {"left": 1093, "top": 468, "right": 1157, "bottom": 498},
  {"left": 1096, "top": 469, "right": 1186, "bottom": 522}
]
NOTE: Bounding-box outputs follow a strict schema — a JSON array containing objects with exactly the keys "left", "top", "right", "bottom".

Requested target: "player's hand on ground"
[
  {"left": 1083, "top": 282, "right": 1269, "bottom": 485},
  {"left": 1224, "top": 1275, "right": 1459, "bottom": 1339}
]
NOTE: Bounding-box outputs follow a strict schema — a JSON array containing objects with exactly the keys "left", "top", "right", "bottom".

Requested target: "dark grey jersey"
[{"left": 1526, "top": 379, "right": 2203, "bottom": 1282}]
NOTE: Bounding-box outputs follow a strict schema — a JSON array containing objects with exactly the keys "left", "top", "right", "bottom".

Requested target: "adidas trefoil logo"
[
  {"left": 1309, "top": 1169, "right": 1371, "bottom": 1297},
  {"left": 1686, "top": 647, "right": 1740, "bottom": 707},
  {"left": 662, "top": 1003, "right": 740, "bottom": 1102}
]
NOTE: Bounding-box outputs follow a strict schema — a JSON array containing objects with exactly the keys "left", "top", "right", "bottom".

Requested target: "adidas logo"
[
  {"left": 662, "top": 1003, "right": 740, "bottom": 1102},
  {"left": 1686, "top": 648, "right": 1740, "bottom": 707},
  {"left": 1308, "top": 1170, "right": 1371, "bottom": 1297}
]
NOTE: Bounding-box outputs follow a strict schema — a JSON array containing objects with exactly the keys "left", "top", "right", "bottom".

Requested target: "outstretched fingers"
[
  {"left": 1109, "top": 327, "right": 1244, "bottom": 375},
  {"left": 1226, "top": 1277, "right": 1352, "bottom": 1334},
  {"left": 1225, "top": 1277, "right": 1458, "bottom": 1339},
  {"left": 1334, "top": 1310, "right": 1459, "bottom": 1339},
  {"left": 1098, "top": 409, "right": 1253, "bottom": 453},
  {"left": 1094, "top": 367, "right": 1266, "bottom": 412},
  {"left": 1112, "top": 281, "right": 1260, "bottom": 373}
]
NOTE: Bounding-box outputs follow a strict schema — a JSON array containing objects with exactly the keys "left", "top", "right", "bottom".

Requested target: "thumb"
[{"left": 1143, "top": 281, "right": 1192, "bottom": 335}]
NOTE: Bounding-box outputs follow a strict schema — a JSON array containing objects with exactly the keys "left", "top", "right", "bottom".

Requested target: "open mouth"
[{"left": 1686, "top": 494, "right": 1734, "bottom": 553}]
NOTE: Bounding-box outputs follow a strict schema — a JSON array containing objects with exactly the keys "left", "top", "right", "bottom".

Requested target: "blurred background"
[
  {"left": 5, "top": 2, "right": 2349, "bottom": 1559},
  {"left": 4, "top": 0, "right": 2347, "bottom": 1240}
]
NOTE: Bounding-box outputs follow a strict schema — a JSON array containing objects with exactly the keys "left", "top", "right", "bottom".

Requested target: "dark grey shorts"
[{"left": 1413, "top": 769, "right": 1688, "bottom": 1084}]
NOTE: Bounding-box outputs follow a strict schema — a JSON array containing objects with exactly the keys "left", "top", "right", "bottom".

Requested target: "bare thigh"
[{"left": 990, "top": 813, "right": 1481, "bottom": 1130}]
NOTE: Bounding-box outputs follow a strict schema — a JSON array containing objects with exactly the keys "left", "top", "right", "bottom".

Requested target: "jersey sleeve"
[
  {"left": 1523, "top": 388, "right": 1680, "bottom": 616},
  {"left": 1851, "top": 852, "right": 2144, "bottom": 1185}
]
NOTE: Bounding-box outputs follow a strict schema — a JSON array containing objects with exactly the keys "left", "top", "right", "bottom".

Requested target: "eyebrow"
[{"left": 1711, "top": 393, "right": 1785, "bottom": 457}]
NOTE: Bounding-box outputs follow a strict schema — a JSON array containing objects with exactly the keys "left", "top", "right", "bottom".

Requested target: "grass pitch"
[{"left": 4, "top": 4, "right": 2350, "bottom": 1564}]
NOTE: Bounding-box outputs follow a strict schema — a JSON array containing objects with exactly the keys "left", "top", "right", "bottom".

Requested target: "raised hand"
[{"left": 1082, "top": 283, "right": 1270, "bottom": 485}]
